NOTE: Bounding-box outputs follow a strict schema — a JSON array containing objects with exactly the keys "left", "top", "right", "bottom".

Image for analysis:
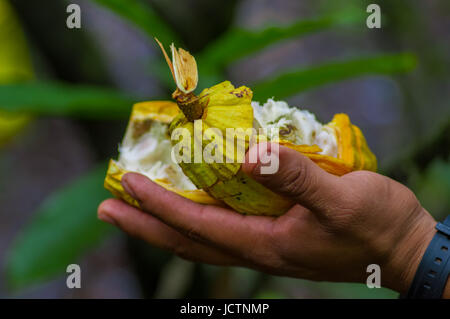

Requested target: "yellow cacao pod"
[{"left": 104, "top": 101, "right": 222, "bottom": 208}]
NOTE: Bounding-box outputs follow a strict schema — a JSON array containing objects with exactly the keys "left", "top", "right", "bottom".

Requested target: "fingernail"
[
  {"left": 122, "top": 175, "right": 137, "bottom": 199},
  {"left": 98, "top": 213, "right": 117, "bottom": 226},
  {"left": 242, "top": 144, "right": 260, "bottom": 175},
  {"left": 248, "top": 143, "right": 271, "bottom": 176}
]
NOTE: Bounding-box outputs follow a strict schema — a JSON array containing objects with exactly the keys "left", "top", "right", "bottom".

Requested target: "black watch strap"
[{"left": 404, "top": 215, "right": 450, "bottom": 299}]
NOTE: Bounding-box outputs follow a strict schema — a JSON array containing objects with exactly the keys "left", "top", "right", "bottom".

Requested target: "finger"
[
  {"left": 242, "top": 142, "right": 348, "bottom": 216},
  {"left": 121, "top": 173, "right": 278, "bottom": 264},
  {"left": 98, "top": 198, "right": 242, "bottom": 266}
]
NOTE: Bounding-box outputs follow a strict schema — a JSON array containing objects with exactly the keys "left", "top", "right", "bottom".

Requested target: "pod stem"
[{"left": 172, "top": 89, "right": 203, "bottom": 121}]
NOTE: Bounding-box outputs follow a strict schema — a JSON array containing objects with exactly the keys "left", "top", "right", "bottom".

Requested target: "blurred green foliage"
[
  {"left": 253, "top": 53, "right": 416, "bottom": 101},
  {"left": 7, "top": 165, "right": 113, "bottom": 290},
  {"left": 92, "top": 0, "right": 180, "bottom": 45},
  {"left": 0, "top": 0, "right": 33, "bottom": 145},
  {"left": 414, "top": 159, "right": 450, "bottom": 218},
  {"left": 1, "top": 0, "right": 448, "bottom": 299},
  {"left": 0, "top": 82, "right": 135, "bottom": 119},
  {"left": 197, "top": 17, "right": 340, "bottom": 77},
  {"left": 0, "top": 0, "right": 32, "bottom": 80}
]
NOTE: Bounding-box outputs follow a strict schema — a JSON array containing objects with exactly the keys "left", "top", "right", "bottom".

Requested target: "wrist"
[{"left": 383, "top": 207, "right": 436, "bottom": 294}]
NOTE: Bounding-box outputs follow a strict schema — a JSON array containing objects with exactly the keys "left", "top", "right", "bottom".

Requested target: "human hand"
[{"left": 98, "top": 142, "right": 437, "bottom": 294}]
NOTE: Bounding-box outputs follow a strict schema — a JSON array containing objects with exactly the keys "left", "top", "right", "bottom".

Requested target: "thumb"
[{"left": 242, "top": 142, "right": 347, "bottom": 214}]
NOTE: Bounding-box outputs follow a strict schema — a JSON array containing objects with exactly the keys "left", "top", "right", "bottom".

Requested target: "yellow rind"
[
  {"left": 130, "top": 100, "right": 180, "bottom": 124},
  {"left": 327, "top": 113, "right": 377, "bottom": 172},
  {"left": 279, "top": 141, "right": 352, "bottom": 176},
  {"left": 169, "top": 81, "right": 254, "bottom": 187},
  {"left": 279, "top": 114, "right": 376, "bottom": 176},
  {"left": 207, "top": 170, "right": 293, "bottom": 216},
  {"left": 169, "top": 81, "right": 292, "bottom": 215},
  {"left": 104, "top": 159, "right": 140, "bottom": 208},
  {"left": 105, "top": 160, "right": 223, "bottom": 207},
  {"left": 105, "top": 101, "right": 222, "bottom": 207}
]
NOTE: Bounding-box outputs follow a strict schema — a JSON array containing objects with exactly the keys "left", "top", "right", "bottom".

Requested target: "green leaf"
[
  {"left": 196, "top": 7, "right": 366, "bottom": 76},
  {"left": 6, "top": 164, "right": 114, "bottom": 290},
  {"left": 197, "top": 18, "right": 334, "bottom": 74},
  {"left": 252, "top": 53, "right": 417, "bottom": 101},
  {"left": 0, "top": 82, "right": 136, "bottom": 119},
  {"left": 91, "top": 0, "right": 180, "bottom": 45}
]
